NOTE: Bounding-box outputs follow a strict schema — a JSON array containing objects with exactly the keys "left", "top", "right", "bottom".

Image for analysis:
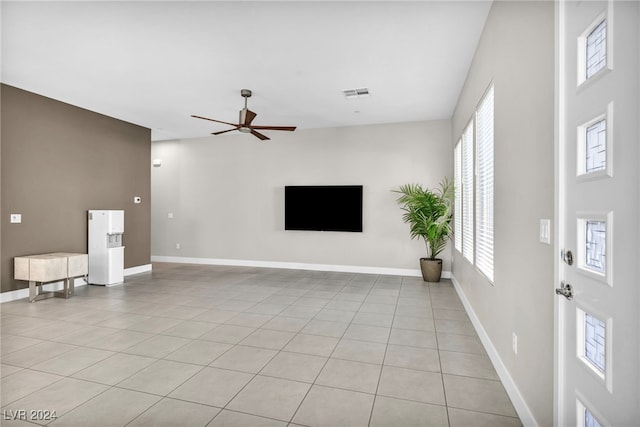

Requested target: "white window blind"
[
  {"left": 454, "top": 141, "right": 462, "bottom": 252},
  {"left": 462, "top": 122, "right": 474, "bottom": 263},
  {"left": 475, "top": 85, "right": 494, "bottom": 282}
]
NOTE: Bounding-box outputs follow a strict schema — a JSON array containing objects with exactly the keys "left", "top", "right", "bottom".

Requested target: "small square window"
[
  {"left": 576, "top": 213, "right": 612, "bottom": 285},
  {"left": 577, "top": 399, "right": 607, "bottom": 427},
  {"left": 585, "top": 220, "right": 606, "bottom": 274},
  {"left": 584, "top": 312, "right": 606, "bottom": 373},
  {"left": 577, "top": 10, "right": 612, "bottom": 87},
  {"left": 585, "top": 120, "right": 606, "bottom": 173},
  {"left": 577, "top": 103, "right": 613, "bottom": 180},
  {"left": 585, "top": 409, "right": 604, "bottom": 427},
  {"left": 586, "top": 20, "right": 607, "bottom": 79},
  {"left": 576, "top": 307, "right": 612, "bottom": 391}
]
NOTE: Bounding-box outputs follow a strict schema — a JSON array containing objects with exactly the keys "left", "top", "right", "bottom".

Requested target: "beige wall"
[
  {"left": 1, "top": 84, "right": 151, "bottom": 292},
  {"left": 151, "top": 120, "right": 452, "bottom": 273},
  {"left": 451, "top": 2, "right": 555, "bottom": 425}
]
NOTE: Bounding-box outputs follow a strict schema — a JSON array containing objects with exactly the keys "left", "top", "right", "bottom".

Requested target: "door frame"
[{"left": 553, "top": 1, "right": 568, "bottom": 424}]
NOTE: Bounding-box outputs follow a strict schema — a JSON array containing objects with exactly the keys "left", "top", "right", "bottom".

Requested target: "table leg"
[{"left": 29, "top": 280, "right": 36, "bottom": 303}]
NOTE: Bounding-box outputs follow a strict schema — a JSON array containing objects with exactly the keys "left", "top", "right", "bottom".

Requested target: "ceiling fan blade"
[
  {"left": 212, "top": 127, "right": 239, "bottom": 136},
  {"left": 251, "top": 130, "right": 270, "bottom": 141},
  {"left": 250, "top": 125, "right": 297, "bottom": 131},
  {"left": 240, "top": 109, "right": 257, "bottom": 126},
  {"left": 191, "top": 115, "right": 239, "bottom": 127}
]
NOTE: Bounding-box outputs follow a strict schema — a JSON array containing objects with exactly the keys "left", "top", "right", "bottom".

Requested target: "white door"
[{"left": 555, "top": 1, "right": 639, "bottom": 426}]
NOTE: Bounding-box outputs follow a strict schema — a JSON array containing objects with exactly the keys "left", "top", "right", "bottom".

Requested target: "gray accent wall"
[
  {"left": 451, "top": 2, "right": 555, "bottom": 426},
  {"left": 151, "top": 120, "right": 452, "bottom": 272},
  {"left": 1, "top": 84, "right": 151, "bottom": 293}
]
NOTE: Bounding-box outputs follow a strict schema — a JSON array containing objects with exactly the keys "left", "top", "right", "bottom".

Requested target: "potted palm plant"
[{"left": 394, "top": 177, "right": 454, "bottom": 282}]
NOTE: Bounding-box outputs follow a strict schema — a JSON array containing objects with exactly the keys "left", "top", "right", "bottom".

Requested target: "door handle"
[{"left": 555, "top": 281, "right": 574, "bottom": 300}]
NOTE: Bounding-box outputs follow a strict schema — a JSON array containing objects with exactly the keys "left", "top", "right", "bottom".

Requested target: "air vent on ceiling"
[{"left": 343, "top": 88, "right": 370, "bottom": 99}]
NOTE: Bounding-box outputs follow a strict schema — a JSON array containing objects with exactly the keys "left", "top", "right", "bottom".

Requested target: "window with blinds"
[
  {"left": 454, "top": 141, "right": 462, "bottom": 252},
  {"left": 475, "top": 85, "right": 494, "bottom": 282},
  {"left": 462, "top": 122, "right": 474, "bottom": 263}
]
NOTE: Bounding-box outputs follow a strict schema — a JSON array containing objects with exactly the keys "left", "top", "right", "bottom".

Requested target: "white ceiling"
[{"left": 1, "top": 1, "right": 492, "bottom": 141}]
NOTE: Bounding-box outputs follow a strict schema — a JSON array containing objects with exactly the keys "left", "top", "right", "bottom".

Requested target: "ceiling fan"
[{"left": 191, "top": 89, "right": 296, "bottom": 141}]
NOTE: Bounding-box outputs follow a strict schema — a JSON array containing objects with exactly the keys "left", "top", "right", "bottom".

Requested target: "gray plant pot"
[{"left": 420, "top": 258, "right": 442, "bottom": 282}]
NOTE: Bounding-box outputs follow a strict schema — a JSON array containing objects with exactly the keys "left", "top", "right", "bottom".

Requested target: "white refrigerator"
[{"left": 88, "top": 210, "right": 124, "bottom": 286}]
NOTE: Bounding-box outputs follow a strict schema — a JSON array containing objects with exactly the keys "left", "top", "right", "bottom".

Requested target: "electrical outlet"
[
  {"left": 168, "top": 213, "right": 174, "bottom": 219},
  {"left": 176, "top": 243, "right": 180, "bottom": 250},
  {"left": 512, "top": 333, "right": 518, "bottom": 354}
]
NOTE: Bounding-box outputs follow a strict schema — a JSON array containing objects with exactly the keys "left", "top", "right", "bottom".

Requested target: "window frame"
[
  {"left": 454, "top": 83, "right": 495, "bottom": 284},
  {"left": 577, "top": 5, "right": 614, "bottom": 88},
  {"left": 475, "top": 84, "right": 495, "bottom": 283},
  {"left": 461, "top": 120, "right": 475, "bottom": 264},
  {"left": 454, "top": 140, "right": 463, "bottom": 253}
]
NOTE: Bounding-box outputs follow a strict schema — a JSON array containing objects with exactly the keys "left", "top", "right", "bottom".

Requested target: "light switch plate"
[
  {"left": 539, "top": 219, "right": 551, "bottom": 244},
  {"left": 10, "top": 214, "right": 22, "bottom": 224}
]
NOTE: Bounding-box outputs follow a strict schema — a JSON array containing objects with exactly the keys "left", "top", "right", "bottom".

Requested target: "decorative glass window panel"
[
  {"left": 585, "top": 220, "right": 606, "bottom": 274},
  {"left": 462, "top": 122, "right": 474, "bottom": 263},
  {"left": 577, "top": 213, "right": 612, "bottom": 286},
  {"left": 584, "top": 312, "right": 606, "bottom": 373},
  {"left": 586, "top": 20, "right": 606, "bottom": 79},
  {"left": 475, "top": 85, "right": 494, "bottom": 282},
  {"left": 454, "top": 141, "right": 462, "bottom": 252},
  {"left": 576, "top": 307, "right": 611, "bottom": 390},
  {"left": 584, "top": 409, "right": 604, "bottom": 427},
  {"left": 585, "top": 119, "right": 606, "bottom": 173},
  {"left": 577, "top": 105, "right": 612, "bottom": 180},
  {"left": 577, "top": 399, "right": 607, "bottom": 427}
]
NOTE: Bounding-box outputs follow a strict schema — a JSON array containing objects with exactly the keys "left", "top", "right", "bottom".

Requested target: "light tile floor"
[{"left": 0, "top": 263, "right": 523, "bottom": 426}]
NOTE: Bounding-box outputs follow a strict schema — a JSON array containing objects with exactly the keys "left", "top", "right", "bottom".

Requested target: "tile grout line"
[
  {"left": 428, "top": 281, "right": 454, "bottom": 427},
  {"left": 284, "top": 274, "right": 357, "bottom": 424},
  {"left": 191, "top": 283, "right": 312, "bottom": 425},
  {"left": 365, "top": 275, "right": 400, "bottom": 427},
  {"left": 206, "top": 274, "right": 351, "bottom": 424},
  {"left": 287, "top": 273, "right": 377, "bottom": 425}
]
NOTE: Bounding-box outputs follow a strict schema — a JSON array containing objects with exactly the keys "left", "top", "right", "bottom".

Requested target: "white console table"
[{"left": 14, "top": 253, "right": 88, "bottom": 303}]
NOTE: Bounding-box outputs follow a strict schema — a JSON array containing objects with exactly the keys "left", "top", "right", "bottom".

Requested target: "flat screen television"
[{"left": 285, "top": 185, "right": 363, "bottom": 232}]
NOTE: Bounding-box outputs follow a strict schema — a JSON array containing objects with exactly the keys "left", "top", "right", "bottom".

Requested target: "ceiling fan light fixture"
[{"left": 238, "top": 127, "right": 252, "bottom": 133}]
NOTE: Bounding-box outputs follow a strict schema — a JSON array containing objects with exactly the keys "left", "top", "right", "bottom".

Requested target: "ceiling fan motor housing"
[{"left": 241, "top": 89, "right": 252, "bottom": 98}]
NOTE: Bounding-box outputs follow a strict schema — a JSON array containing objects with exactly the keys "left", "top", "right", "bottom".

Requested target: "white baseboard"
[
  {"left": 0, "top": 277, "right": 88, "bottom": 304},
  {"left": 125, "top": 264, "right": 153, "bottom": 276},
  {"left": 151, "top": 255, "right": 451, "bottom": 279},
  {"left": 1, "top": 264, "right": 153, "bottom": 303},
  {"left": 450, "top": 274, "right": 538, "bottom": 427}
]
